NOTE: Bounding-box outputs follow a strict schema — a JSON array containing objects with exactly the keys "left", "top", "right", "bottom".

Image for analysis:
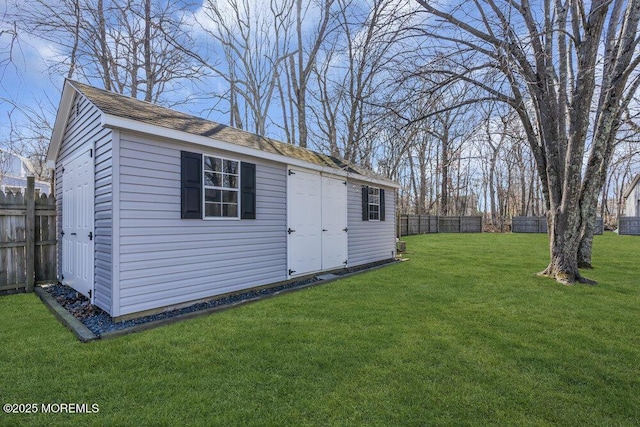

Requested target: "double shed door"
[{"left": 287, "top": 169, "right": 347, "bottom": 277}]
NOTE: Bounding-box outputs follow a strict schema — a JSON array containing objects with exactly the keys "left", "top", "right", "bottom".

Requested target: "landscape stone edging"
[
  {"left": 34, "top": 287, "right": 98, "bottom": 342},
  {"left": 37, "top": 259, "right": 403, "bottom": 342}
]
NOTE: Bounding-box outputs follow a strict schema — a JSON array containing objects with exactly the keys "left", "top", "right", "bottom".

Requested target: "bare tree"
[
  {"left": 196, "top": 0, "right": 294, "bottom": 136},
  {"left": 0, "top": 3, "right": 20, "bottom": 77},
  {"left": 1, "top": 97, "right": 55, "bottom": 181},
  {"left": 311, "top": 0, "right": 415, "bottom": 165},
  {"left": 414, "top": 0, "right": 640, "bottom": 284},
  {"left": 283, "top": 0, "right": 336, "bottom": 147},
  {"left": 18, "top": 0, "right": 203, "bottom": 103}
]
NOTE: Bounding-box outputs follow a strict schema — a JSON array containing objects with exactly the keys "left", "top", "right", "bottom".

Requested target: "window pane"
[
  {"left": 205, "top": 189, "right": 222, "bottom": 202},
  {"left": 369, "top": 205, "right": 379, "bottom": 220},
  {"left": 204, "top": 157, "right": 215, "bottom": 171},
  {"left": 205, "top": 203, "right": 222, "bottom": 217},
  {"left": 223, "top": 203, "right": 238, "bottom": 217},
  {"left": 222, "top": 174, "right": 238, "bottom": 189},
  {"left": 222, "top": 190, "right": 238, "bottom": 203},
  {"left": 224, "top": 160, "right": 238, "bottom": 174},
  {"left": 204, "top": 156, "right": 223, "bottom": 172},
  {"left": 205, "top": 172, "right": 222, "bottom": 187}
]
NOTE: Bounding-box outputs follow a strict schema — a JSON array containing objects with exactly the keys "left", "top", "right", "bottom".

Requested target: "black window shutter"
[
  {"left": 361, "top": 186, "right": 369, "bottom": 221},
  {"left": 181, "top": 151, "right": 202, "bottom": 219},
  {"left": 380, "top": 189, "right": 386, "bottom": 221},
  {"left": 241, "top": 162, "right": 256, "bottom": 219}
]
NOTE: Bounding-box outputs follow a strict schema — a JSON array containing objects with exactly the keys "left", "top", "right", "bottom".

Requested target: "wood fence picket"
[{"left": 0, "top": 177, "right": 56, "bottom": 294}]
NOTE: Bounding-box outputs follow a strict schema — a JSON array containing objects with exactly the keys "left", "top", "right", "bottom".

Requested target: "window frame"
[
  {"left": 202, "top": 154, "right": 241, "bottom": 220},
  {"left": 367, "top": 186, "right": 381, "bottom": 221}
]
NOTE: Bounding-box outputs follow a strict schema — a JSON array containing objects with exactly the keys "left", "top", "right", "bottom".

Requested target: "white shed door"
[
  {"left": 321, "top": 175, "right": 348, "bottom": 270},
  {"left": 288, "top": 169, "right": 322, "bottom": 276},
  {"left": 287, "top": 169, "right": 347, "bottom": 276},
  {"left": 62, "top": 150, "right": 94, "bottom": 300}
]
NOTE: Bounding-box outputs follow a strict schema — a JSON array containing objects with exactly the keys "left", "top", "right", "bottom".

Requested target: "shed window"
[
  {"left": 368, "top": 187, "right": 380, "bottom": 221},
  {"left": 204, "top": 155, "right": 239, "bottom": 218},
  {"left": 361, "top": 185, "right": 385, "bottom": 222}
]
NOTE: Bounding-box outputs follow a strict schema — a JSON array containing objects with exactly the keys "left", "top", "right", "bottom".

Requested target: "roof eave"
[
  {"left": 622, "top": 174, "right": 640, "bottom": 199},
  {"left": 102, "top": 113, "right": 399, "bottom": 188}
]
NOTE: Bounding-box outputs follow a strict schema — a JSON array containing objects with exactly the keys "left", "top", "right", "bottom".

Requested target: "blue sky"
[
  {"left": 0, "top": 13, "right": 64, "bottom": 149},
  {"left": 0, "top": 0, "right": 235, "bottom": 154},
  {"left": 0, "top": 0, "right": 416, "bottom": 155}
]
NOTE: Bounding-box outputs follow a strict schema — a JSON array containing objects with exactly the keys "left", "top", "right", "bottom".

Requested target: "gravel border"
[{"left": 38, "top": 258, "right": 399, "bottom": 341}]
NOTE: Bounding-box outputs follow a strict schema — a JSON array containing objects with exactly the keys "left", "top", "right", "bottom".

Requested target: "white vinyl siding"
[
  {"left": 625, "top": 183, "right": 640, "bottom": 216},
  {"left": 55, "top": 93, "right": 113, "bottom": 313},
  {"left": 347, "top": 180, "right": 395, "bottom": 266},
  {"left": 116, "top": 133, "right": 287, "bottom": 316}
]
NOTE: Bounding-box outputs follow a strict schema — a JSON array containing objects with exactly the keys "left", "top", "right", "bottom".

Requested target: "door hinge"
[
  {"left": 344, "top": 260, "right": 348, "bottom": 265},
  {"left": 61, "top": 230, "right": 65, "bottom": 236},
  {"left": 288, "top": 170, "right": 295, "bottom": 175},
  {"left": 61, "top": 274, "right": 64, "bottom": 280},
  {"left": 89, "top": 148, "right": 93, "bottom": 158},
  {"left": 287, "top": 228, "right": 296, "bottom": 234},
  {"left": 289, "top": 269, "right": 296, "bottom": 275},
  {"left": 343, "top": 228, "right": 348, "bottom": 232},
  {"left": 88, "top": 290, "right": 92, "bottom": 298},
  {"left": 343, "top": 181, "right": 347, "bottom": 185},
  {"left": 61, "top": 167, "right": 65, "bottom": 173},
  {"left": 88, "top": 231, "right": 93, "bottom": 241}
]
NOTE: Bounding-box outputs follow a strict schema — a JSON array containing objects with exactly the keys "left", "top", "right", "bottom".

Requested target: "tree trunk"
[
  {"left": 489, "top": 152, "right": 497, "bottom": 226},
  {"left": 540, "top": 210, "right": 582, "bottom": 284},
  {"left": 97, "top": 0, "right": 111, "bottom": 91},
  {"left": 143, "top": 0, "right": 153, "bottom": 102},
  {"left": 440, "top": 133, "right": 449, "bottom": 216},
  {"left": 577, "top": 222, "right": 595, "bottom": 268},
  {"left": 539, "top": 205, "right": 597, "bottom": 285}
]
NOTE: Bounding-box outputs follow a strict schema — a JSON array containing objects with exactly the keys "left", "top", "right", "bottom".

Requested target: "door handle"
[{"left": 70, "top": 233, "right": 77, "bottom": 236}]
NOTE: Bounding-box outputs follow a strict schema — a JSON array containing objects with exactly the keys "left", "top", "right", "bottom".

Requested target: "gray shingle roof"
[{"left": 69, "top": 80, "right": 395, "bottom": 186}]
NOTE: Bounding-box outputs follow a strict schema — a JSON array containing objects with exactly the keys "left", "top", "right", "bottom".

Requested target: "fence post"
[
  {"left": 406, "top": 215, "right": 410, "bottom": 236},
  {"left": 25, "top": 177, "right": 35, "bottom": 292}
]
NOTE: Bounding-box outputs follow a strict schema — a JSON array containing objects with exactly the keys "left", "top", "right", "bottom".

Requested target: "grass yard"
[{"left": 1, "top": 233, "right": 639, "bottom": 426}]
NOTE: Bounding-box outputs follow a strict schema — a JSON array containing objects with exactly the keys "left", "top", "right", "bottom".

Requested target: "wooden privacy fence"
[
  {"left": 618, "top": 217, "right": 640, "bottom": 235},
  {"left": 0, "top": 177, "right": 56, "bottom": 294},
  {"left": 398, "top": 215, "right": 482, "bottom": 236},
  {"left": 512, "top": 216, "right": 604, "bottom": 234}
]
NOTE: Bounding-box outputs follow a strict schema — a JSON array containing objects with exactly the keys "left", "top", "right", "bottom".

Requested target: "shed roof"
[{"left": 48, "top": 80, "right": 398, "bottom": 188}]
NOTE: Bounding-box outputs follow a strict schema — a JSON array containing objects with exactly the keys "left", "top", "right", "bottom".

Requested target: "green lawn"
[{"left": 1, "top": 233, "right": 639, "bottom": 426}]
